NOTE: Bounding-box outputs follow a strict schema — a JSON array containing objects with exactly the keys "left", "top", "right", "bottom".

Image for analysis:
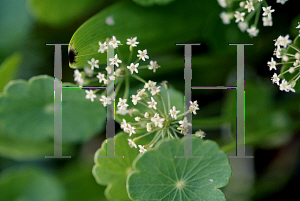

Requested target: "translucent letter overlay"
[
  {"left": 176, "top": 43, "right": 254, "bottom": 159},
  {"left": 45, "top": 44, "right": 122, "bottom": 159},
  {"left": 175, "top": 43, "right": 201, "bottom": 158},
  {"left": 98, "top": 45, "right": 123, "bottom": 159},
  {"left": 45, "top": 43, "right": 71, "bottom": 159},
  {"left": 228, "top": 44, "right": 253, "bottom": 158}
]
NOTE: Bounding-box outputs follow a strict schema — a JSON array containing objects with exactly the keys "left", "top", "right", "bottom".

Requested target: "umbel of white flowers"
[
  {"left": 119, "top": 80, "right": 204, "bottom": 153},
  {"left": 72, "top": 36, "right": 160, "bottom": 106},
  {"left": 268, "top": 23, "right": 300, "bottom": 93},
  {"left": 218, "top": 0, "right": 289, "bottom": 37}
]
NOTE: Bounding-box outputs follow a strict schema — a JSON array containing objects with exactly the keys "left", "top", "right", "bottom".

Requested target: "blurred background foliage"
[{"left": 0, "top": 0, "right": 299, "bottom": 200}]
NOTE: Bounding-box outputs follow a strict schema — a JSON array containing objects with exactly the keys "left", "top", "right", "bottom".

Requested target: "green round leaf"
[
  {"left": 0, "top": 166, "right": 65, "bottom": 201},
  {"left": 26, "top": 0, "right": 105, "bottom": 27},
  {"left": 59, "top": 161, "right": 108, "bottom": 201},
  {"left": 0, "top": 135, "right": 55, "bottom": 160},
  {"left": 0, "top": 52, "right": 22, "bottom": 93},
  {"left": 92, "top": 132, "right": 140, "bottom": 201},
  {"left": 68, "top": 0, "right": 218, "bottom": 69},
  {"left": 0, "top": 75, "right": 106, "bottom": 143},
  {"left": 127, "top": 137, "right": 232, "bottom": 200}
]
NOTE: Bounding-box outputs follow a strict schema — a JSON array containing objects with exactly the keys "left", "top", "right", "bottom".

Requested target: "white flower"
[
  {"left": 131, "top": 94, "right": 141, "bottom": 105},
  {"left": 283, "top": 55, "right": 289, "bottom": 62},
  {"left": 84, "top": 67, "right": 94, "bottom": 77},
  {"left": 144, "top": 112, "right": 150, "bottom": 118},
  {"left": 288, "top": 67, "right": 295, "bottom": 74},
  {"left": 247, "top": 26, "right": 259, "bottom": 37},
  {"left": 258, "top": 0, "right": 262, "bottom": 1},
  {"left": 96, "top": 73, "right": 106, "bottom": 83},
  {"left": 147, "top": 97, "right": 157, "bottom": 110},
  {"left": 137, "top": 88, "right": 146, "bottom": 97},
  {"left": 280, "top": 35, "right": 292, "bottom": 49},
  {"left": 178, "top": 117, "right": 192, "bottom": 133},
  {"left": 109, "top": 75, "right": 115, "bottom": 80},
  {"left": 151, "top": 113, "right": 165, "bottom": 128},
  {"left": 109, "top": 54, "right": 122, "bottom": 67},
  {"left": 137, "top": 49, "right": 149, "bottom": 61},
  {"left": 138, "top": 145, "right": 147, "bottom": 153},
  {"left": 189, "top": 100, "right": 199, "bottom": 115},
  {"left": 76, "top": 78, "right": 84, "bottom": 86},
  {"left": 85, "top": 90, "right": 96, "bottom": 102},
  {"left": 98, "top": 41, "right": 108, "bottom": 53},
  {"left": 99, "top": 95, "right": 112, "bottom": 106},
  {"left": 116, "top": 107, "right": 129, "bottom": 115},
  {"left": 144, "top": 80, "right": 156, "bottom": 91},
  {"left": 262, "top": 17, "right": 273, "bottom": 26},
  {"left": 238, "top": 22, "right": 248, "bottom": 32},
  {"left": 287, "top": 85, "right": 295, "bottom": 93},
  {"left": 105, "top": 66, "right": 112, "bottom": 74},
  {"left": 279, "top": 79, "right": 291, "bottom": 92},
  {"left": 220, "top": 12, "right": 231, "bottom": 24},
  {"left": 126, "top": 37, "right": 139, "bottom": 48},
  {"left": 234, "top": 11, "right": 245, "bottom": 23},
  {"left": 135, "top": 116, "right": 141, "bottom": 122},
  {"left": 274, "top": 36, "right": 283, "bottom": 47},
  {"left": 244, "top": 1, "right": 254, "bottom": 13},
  {"left": 262, "top": 6, "right": 275, "bottom": 18},
  {"left": 148, "top": 61, "right": 160, "bottom": 73},
  {"left": 274, "top": 46, "right": 281, "bottom": 58},
  {"left": 271, "top": 73, "right": 280, "bottom": 85},
  {"left": 267, "top": 57, "right": 277, "bottom": 71},
  {"left": 151, "top": 86, "right": 161, "bottom": 96},
  {"left": 169, "top": 106, "right": 180, "bottom": 119},
  {"left": 128, "top": 125, "right": 136, "bottom": 136},
  {"left": 146, "top": 123, "right": 153, "bottom": 132},
  {"left": 127, "top": 63, "right": 139, "bottom": 74},
  {"left": 128, "top": 139, "right": 137, "bottom": 148},
  {"left": 217, "top": 0, "right": 227, "bottom": 8},
  {"left": 74, "top": 69, "right": 82, "bottom": 82},
  {"left": 88, "top": 58, "right": 99, "bottom": 70},
  {"left": 195, "top": 130, "right": 206, "bottom": 139},
  {"left": 296, "top": 22, "right": 300, "bottom": 29},
  {"left": 117, "top": 98, "right": 128, "bottom": 108},
  {"left": 121, "top": 119, "right": 128, "bottom": 130},
  {"left": 109, "top": 36, "right": 120, "bottom": 48},
  {"left": 276, "top": 0, "right": 288, "bottom": 5}
]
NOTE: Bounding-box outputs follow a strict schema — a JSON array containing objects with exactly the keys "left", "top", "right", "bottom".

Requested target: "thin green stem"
[
  {"left": 288, "top": 71, "right": 300, "bottom": 85},
  {"left": 133, "top": 128, "right": 161, "bottom": 141},
  {"left": 131, "top": 74, "right": 147, "bottom": 83},
  {"left": 288, "top": 44, "right": 300, "bottom": 52},
  {"left": 127, "top": 48, "right": 133, "bottom": 65},
  {"left": 123, "top": 76, "right": 130, "bottom": 99},
  {"left": 166, "top": 86, "right": 171, "bottom": 112},
  {"left": 145, "top": 129, "right": 162, "bottom": 148},
  {"left": 160, "top": 94, "right": 167, "bottom": 116},
  {"left": 115, "top": 78, "right": 124, "bottom": 97},
  {"left": 137, "top": 100, "right": 158, "bottom": 115},
  {"left": 254, "top": 3, "right": 261, "bottom": 27},
  {"left": 170, "top": 126, "right": 180, "bottom": 139}
]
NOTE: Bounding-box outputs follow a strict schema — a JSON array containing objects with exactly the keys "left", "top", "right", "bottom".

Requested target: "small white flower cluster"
[
  {"left": 118, "top": 81, "right": 202, "bottom": 152},
  {"left": 72, "top": 36, "right": 162, "bottom": 107},
  {"left": 218, "top": 0, "right": 288, "bottom": 37},
  {"left": 268, "top": 28, "right": 300, "bottom": 92}
]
